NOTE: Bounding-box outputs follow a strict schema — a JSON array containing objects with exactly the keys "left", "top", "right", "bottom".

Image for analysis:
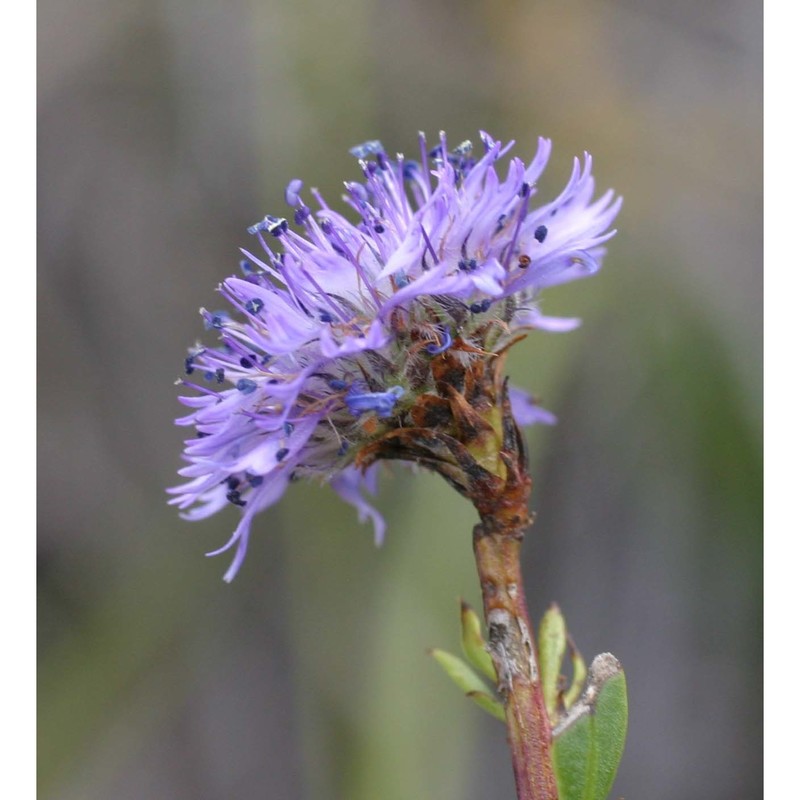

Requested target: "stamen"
[
  {"left": 294, "top": 206, "right": 311, "bottom": 225},
  {"left": 204, "top": 310, "right": 230, "bottom": 330},
  {"left": 503, "top": 182, "right": 532, "bottom": 270},
  {"left": 469, "top": 299, "right": 492, "bottom": 314},
  {"left": 426, "top": 328, "right": 453, "bottom": 355},
  {"left": 284, "top": 179, "right": 303, "bottom": 207},
  {"left": 248, "top": 215, "right": 289, "bottom": 237},
  {"left": 420, "top": 224, "right": 440, "bottom": 265},
  {"left": 534, "top": 224, "right": 548, "bottom": 243},
  {"left": 345, "top": 385, "right": 404, "bottom": 418},
  {"left": 237, "top": 378, "right": 258, "bottom": 394},
  {"left": 349, "top": 140, "right": 384, "bottom": 159},
  {"left": 226, "top": 490, "right": 246, "bottom": 507}
]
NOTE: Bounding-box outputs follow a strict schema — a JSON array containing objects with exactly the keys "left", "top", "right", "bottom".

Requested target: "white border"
[{"left": 764, "top": 5, "right": 793, "bottom": 798}]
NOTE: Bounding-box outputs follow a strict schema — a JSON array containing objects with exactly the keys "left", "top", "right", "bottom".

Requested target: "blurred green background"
[{"left": 38, "top": 1, "right": 761, "bottom": 798}]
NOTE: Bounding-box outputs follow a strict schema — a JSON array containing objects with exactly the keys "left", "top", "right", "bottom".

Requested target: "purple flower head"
[{"left": 169, "top": 131, "right": 621, "bottom": 581}]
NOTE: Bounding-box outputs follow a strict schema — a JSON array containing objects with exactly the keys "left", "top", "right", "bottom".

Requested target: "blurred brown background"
[{"left": 38, "top": 1, "right": 762, "bottom": 798}]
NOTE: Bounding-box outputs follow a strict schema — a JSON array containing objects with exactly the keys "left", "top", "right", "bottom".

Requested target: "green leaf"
[
  {"left": 429, "top": 648, "right": 504, "bottom": 721},
  {"left": 562, "top": 637, "right": 587, "bottom": 710},
  {"left": 552, "top": 653, "right": 628, "bottom": 800},
  {"left": 459, "top": 600, "right": 497, "bottom": 681},
  {"left": 538, "top": 603, "right": 567, "bottom": 723}
]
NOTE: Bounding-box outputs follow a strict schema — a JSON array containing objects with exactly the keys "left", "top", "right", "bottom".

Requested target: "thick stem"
[{"left": 473, "top": 514, "right": 558, "bottom": 800}]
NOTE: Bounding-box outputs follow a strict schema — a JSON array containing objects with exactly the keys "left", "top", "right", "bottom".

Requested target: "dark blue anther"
[
  {"left": 237, "top": 378, "right": 257, "bottom": 394},
  {"left": 349, "top": 140, "right": 384, "bottom": 159},
  {"left": 249, "top": 215, "right": 289, "bottom": 237},
  {"left": 245, "top": 297, "right": 264, "bottom": 314},
  {"left": 534, "top": 224, "right": 548, "bottom": 243},
  {"left": 426, "top": 329, "right": 453, "bottom": 355},
  {"left": 470, "top": 299, "right": 492, "bottom": 314},
  {"left": 248, "top": 474, "right": 263, "bottom": 488},
  {"left": 402, "top": 161, "right": 419, "bottom": 180},
  {"left": 206, "top": 311, "right": 229, "bottom": 330},
  {"left": 373, "top": 223, "right": 385, "bottom": 234},
  {"left": 329, "top": 379, "right": 348, "bottom": 391},
  {"left": 184, "top": 356, "right": 195, "bottom": 375},
  {"left": 395, "top": 273, "right": 410, "bottom": 288},
  {"left": 226, "top": 490, "right": 246, "bottom": 507},
  {"left": 284, "top": 178, "right": 303, "bottom": 207},
  {"left": 261, "top": 354, "right": 272, "bottom": 365},
  {"left": 376, "top": 151, "right": 390, "bottom": 170},
  {"left": 196, "top": 431, "right": 210, "bottom": 438},
  {"left": 203, "top": 371, "right": 214, "bottom": 382},
  {"left": 320, "top": 219, "right": 334, "bottom": 236},
  {"left": 519, "top": 182, "right": 531, "bottom": 198},
  {"left": 458, "top": 258, "right": 478, "bottom": 272},
  {"left": 319, "top": 311, "right": 334, "bottom": 323},
  {"left": 294, "top": 206, "right": 311, "bottom": 225},
  {"left": 215, "top": 368, "right": 225, "bottom": 384},
  {"left": 267, "top": 216, "right": 288, "bottom": 237},
  {"left": 366, "top": 162, "right": 378, "bottom": 176},
  {"left": 283, "top": 422, "right": 295, "bottom": 436},
  {"left": 226, "top": 476, "right": 241, "bottom": 490},
  {"left": 276, "top": 447, "right": 289, "bottom": 462},
  {"left": 239, "top": 357, "right": 254, "bottom": 368},
  {"left": 268, "top": 378, "right": 279, "bottom": 385},
  {"left": 239, "top": 258, "right": 254, "bottom": 274}
]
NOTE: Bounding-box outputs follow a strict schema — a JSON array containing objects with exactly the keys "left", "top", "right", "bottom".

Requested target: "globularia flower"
[{"left": 169, "top": 132, "right": 621, "bottom": 581}]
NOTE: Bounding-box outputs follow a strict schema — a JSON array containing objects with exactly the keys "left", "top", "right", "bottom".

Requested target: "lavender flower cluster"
[{"left": 170, "top": 132, "right": 620, "bottom": 580}]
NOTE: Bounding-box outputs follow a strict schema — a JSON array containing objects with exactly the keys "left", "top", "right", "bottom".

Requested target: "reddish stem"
[{"left": 473, "top": 496, "right": 558, "bottom": 800}]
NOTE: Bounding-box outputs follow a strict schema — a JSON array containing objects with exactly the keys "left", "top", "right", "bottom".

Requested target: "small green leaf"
[
  {"left": 429, "top": 648, "right": 504, "bottom": 721},
  {"left": 563, "top": 636, "right": 587, "bottom": 710},
  {"left": 538, "top": 603, "right": 567, "bottom": 723},
  {"left": 552, "top": 653, "right": 628, "bottom": 800},
  {"left": 460, "top": 600, "right": 497, "bottom": 681}
]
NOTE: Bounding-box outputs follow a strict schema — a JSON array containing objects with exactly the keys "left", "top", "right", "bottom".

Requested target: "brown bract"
[{"left": 355, "top": 337, "right": 531, "bottom": 530}]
